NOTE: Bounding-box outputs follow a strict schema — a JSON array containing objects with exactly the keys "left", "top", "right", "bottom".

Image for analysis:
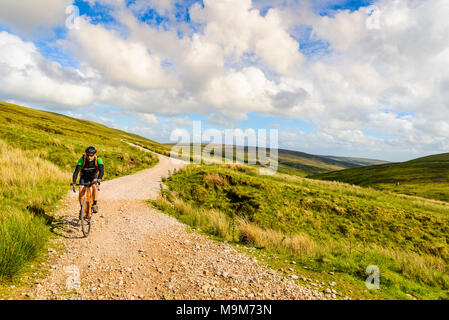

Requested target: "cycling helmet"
[{"left": 85, "top": 146, "right": 97, "bottom": 155}]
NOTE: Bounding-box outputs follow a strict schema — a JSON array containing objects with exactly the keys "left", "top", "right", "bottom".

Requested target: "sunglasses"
[{"left": 87, "top": 153, "right": 95, "bottom": 157}]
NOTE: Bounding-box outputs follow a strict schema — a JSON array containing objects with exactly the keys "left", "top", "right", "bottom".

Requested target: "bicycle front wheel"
[{"left": 80, "top": 200, "right": 91, "bottom": 237}]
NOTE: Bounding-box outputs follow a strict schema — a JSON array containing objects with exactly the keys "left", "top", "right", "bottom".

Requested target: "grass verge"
[
  {"left": 151, "top": 164, "right": 449, "bottom": 300},
  {"left": 0, "top": 101, "right": 162, "bottom": 283}
]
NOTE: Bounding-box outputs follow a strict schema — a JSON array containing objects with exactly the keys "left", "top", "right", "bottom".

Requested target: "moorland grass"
[
  {"left": 311, "top": 160, "right": 449, "bottom": 202},
  {"left": 0, "top": 101, "right": 164, "bottom": 281},
  {"left": 152, "top": 164, "right": 449, "bottom": 299},
  {"left": 0, "top": 140, "right": 69, "bottom": 280}
]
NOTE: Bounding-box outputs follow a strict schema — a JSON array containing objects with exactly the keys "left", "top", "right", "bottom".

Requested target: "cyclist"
[{"left": 71, "top": 146, "right": 104, "bottom": 217}]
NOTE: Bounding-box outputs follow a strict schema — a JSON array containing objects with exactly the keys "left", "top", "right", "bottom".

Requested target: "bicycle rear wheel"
[{"left": 80, "top": 200, "right": 91, "bottom": 237}]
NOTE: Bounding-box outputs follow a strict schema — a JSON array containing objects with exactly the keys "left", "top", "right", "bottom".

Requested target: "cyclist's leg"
[
  {"left": 79, "top": 176, "right": 92, "bottom": 206},
  {"left": 92, "top": 183, "right": 98, "bottom": 201},
  {"left": 92, "top": 183, "right": 99, "bottom": 213},
  {"left": 79, "top": 185, "right": 87, "bottom": 207}
]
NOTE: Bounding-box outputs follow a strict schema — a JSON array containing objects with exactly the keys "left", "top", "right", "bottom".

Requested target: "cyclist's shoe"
[{"left": 92, "top": 204, "right": 98, "bottom": 214}]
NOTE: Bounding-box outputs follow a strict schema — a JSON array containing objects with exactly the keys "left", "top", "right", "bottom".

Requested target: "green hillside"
[
  {"left": 164, "top": 143, "right": 386, "bottom": 176},
  {"left": 276, "top": 148, "right": 372, "bottom": 176},
  {"left": 321, "top": 155, "right": 389, "bottom": 167},
  {"left": 153, "top": 164, "right": 449, "bottom": 300},
  {"left": 310, "top": 154, "right": 449, "bottom": 202},
  {"left": 0, "top": 101, "right": 166, "bottom": 281},
  {"left": 408, "top": 153, "right": 449, "bottom": 163}
]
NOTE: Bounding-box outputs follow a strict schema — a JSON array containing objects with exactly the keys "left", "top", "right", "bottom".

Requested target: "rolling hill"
[
  {"left": 0, "top": 101, "right": 167, "bottom": 281},
  {"left": 154, "top": 163, "right": 449, "bottom": 299},
  {"left": 275, "top": 148, "right": 387, "bottom": 176},
  {"left": 163, "top": 143, "right": 387, "bottom": 176},
  {"left": 310, "top": 153, "right": 449, "bottom": 202},
  {"left": 2, "top": 100, "right": 447, "bottom": 300}
]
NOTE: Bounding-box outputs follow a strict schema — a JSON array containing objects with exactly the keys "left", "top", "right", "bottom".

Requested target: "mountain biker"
[{"left": 71, "top": 146, "right": 104, "bottom": 216}]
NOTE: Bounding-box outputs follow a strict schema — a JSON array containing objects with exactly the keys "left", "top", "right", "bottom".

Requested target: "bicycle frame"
[
  {"left": 82, "top": 186, "right": 92, "bottom": 217},
  {"left": 75, "top": 181, "right": 99, "bottom": 237},
  {"left": 76, "top": 182, "right": 99, "bottom": 219}
]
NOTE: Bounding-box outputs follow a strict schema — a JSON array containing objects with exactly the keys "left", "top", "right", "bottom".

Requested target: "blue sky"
[
  {"left": 50, "top": 0, "right": 375, "bottom": 134},
  {"left": 1, "top": 0, "right": 448, "bottom": 162},
  {"left": 43, "top": 0, "right": 374, "bottom": 62}
]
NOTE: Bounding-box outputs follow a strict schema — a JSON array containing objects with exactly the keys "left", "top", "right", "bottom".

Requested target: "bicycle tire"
[{"left": 80, "top": 199, "right": 91, "bottom": 237}]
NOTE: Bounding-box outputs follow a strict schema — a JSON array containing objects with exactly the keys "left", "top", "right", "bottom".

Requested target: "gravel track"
[{"left": 6, "top": 146, "right": 328, "bottom": 300}]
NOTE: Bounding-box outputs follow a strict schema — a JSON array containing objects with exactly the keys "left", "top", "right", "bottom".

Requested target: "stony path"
[{"left": 5, "top": 148, "right": 327, "bottom": 300}]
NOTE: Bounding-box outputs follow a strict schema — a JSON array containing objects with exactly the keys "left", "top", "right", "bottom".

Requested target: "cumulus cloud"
[
  {"left": 171, "top": 116, "right": 193, "bottom": 127},
  {"left": 1, "top": 0, "right": 449, "bottom": 160},
  {"left": 0, "top": 31, "right": 93, "bottom": 109},
  {"left": 140, "top": 113, "right": 159, "bottom": 126},
  {"left": 66, "top": 17, "right": 179, "bottom": 90},
  {"left": 263, "top": 0, "right": 449, "bottom": 158},
  {"left": 190, "top": 0, "right": 304, "bottom": 74},
  {"left": 202, "top": 67, "right": 276, "bottom": 120},
  {"left": 77, "top": 112, "right": 116, "bottom": 126},
  {"left": 0, "top": 0, "right": 73, "bottom": 34},
  {"left": 74, "top": 1, "right": 306, "bottom": 119}
]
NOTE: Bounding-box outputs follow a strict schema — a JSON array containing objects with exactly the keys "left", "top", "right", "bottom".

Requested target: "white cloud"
[
  {"left": 202, "top": 67, "right": 276, "bottom": 120},
  {"left": 171, "top": 116, "right": 193, "bottom": 127},
  {"left": 83, "top": 113, "right": 116, "bottom": 126},
  {"left": 67, "top": 17, "right": 179, "bottom": 90},
  {"left": 268, "top": 0, "right": 449, "bottom": 158},
  {"left": 76, "top": 1, "right": 306, "bottom": 120},
  {"left": 0, "top": 0, "right": 73, "bottom": 34},
  {"left": 140, "top": 113, "right": 159, "bottom": 126},
  {"left": 190, "top": 0, "right": 304, "bottom": 74},
  {"left": 1, "top": 0, "right": 449, "bottom": 160},
  {"left": 0, "top": 31, "right": 93, "bottom": 109}
]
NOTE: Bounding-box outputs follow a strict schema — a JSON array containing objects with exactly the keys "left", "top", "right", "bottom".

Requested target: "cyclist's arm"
[
  {"left": 96, "top": 157, "right": 104, "bottom": 180},
  {"left": 72, "top": 157, "right": 83, "bottom": 184}
]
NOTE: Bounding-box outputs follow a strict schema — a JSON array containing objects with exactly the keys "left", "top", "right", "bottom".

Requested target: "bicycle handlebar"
[
  {"left": 71, "top": 181, "right": 101, "bottom": 192},
  {"left": 75, "top": 182, "right": 100, "bottom": 186}
]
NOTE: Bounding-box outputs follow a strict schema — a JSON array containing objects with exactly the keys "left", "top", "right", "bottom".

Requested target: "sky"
[{"left": 0, "top": 0, "right": 448, "bottom": 162}]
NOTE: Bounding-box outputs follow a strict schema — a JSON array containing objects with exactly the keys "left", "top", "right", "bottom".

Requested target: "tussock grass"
[
  {"left": 204, "top": 172, "right": 230, "bottom": 188},
  {"left": 153, "top": 163, "right": 449, "bottom": 299},
  {"left": 0, "top": 141, "right": 68, "bottom": 280},
  {"left": 0, "top": 209, "right": 50, "bottom": 280},
  {"left": 0, "top": 102, "right": 160, "bottom": 179},
  {"left": 169, "top": 197, "right": 236, "bottom": 241},
  {"left": 0, "top": 140, "right": 68, "bottom": 188},
  {"left": 0, "top": 101, "right": 165, "bottom": 282},
  {"left": 237, "top": 218, "right": 316, "bottom": 256}
]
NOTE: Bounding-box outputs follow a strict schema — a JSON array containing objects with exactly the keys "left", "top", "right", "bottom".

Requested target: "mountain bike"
[{"left": 73, "top": 181, "right": 100, "bottom": 237}]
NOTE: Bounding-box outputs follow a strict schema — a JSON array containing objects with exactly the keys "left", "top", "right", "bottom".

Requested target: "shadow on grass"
[{"left": 26, "top": 204, "right": 54, "bottom": 224}]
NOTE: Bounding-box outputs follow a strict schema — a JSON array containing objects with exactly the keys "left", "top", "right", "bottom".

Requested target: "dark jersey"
[{"left": 72, "top": 156, "right": 104, "bottom": 184}]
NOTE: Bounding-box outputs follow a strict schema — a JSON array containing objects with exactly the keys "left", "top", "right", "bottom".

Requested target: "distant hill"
[
  {"left": 407, "top": 153, "right": 449, "bottom": 163},
  {"left": 276, "top": 149, "right": 387, "bottom": 176},
  {"left": 311, "top": 154, "right": 449, "bottom": 202},
  {"left": 163, "top": 143, "right": 387, "bottom": 176},
  {"left": 320, "top": 155, "right": 389, "bottom": 167}
]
